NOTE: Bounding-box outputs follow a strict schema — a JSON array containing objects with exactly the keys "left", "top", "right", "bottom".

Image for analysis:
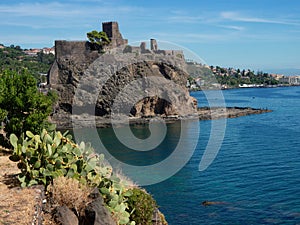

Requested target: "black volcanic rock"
[{"left": 49, "top": 41, "right": 197, "bottom": 127}]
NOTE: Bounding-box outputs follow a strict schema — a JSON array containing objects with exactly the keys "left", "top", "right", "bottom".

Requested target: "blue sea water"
[{"left": 74, "top": 86, "right": 300, "bottom": 225}]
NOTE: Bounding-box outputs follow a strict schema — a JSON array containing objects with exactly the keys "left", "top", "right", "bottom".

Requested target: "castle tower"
[
  {"left": 102, "top": 21, "right": 128, "bottom": 48},
  {"left": 140, "top": 42, "right": 146, "bottom": 52},
  {"left": 150, "top": 39, "right": 158, "bottom": 51}
]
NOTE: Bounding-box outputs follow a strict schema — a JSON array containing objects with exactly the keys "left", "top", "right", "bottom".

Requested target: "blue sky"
[{"left": 1, "top": 0, "right": 300, "bottom": 73}]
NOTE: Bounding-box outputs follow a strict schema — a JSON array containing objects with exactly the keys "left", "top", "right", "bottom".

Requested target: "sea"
[{"left": 73, "top": 86, "right": 300, "bottom": 225}]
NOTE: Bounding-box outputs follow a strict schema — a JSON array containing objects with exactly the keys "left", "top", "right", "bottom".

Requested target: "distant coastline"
[
  {"left": 189, "top": 82, "right": 300, "bottom": 92},
  {"left": 187, "top": 62, "right": 300, "bottom": 91}
]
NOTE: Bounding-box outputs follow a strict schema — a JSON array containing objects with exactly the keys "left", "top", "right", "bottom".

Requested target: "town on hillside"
[{"left": 186, "top": 61, "right": 300, "bottom": 90}]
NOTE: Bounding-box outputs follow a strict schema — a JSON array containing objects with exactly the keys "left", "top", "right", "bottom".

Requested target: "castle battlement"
[
  {"left": 101, "top": 21, "right": 183, "bottom": 58},
  {"left": 123, "top": 39, "right": 184, "bottom": 59},
  {"left": 52, "top": 21, "right": 184, "bottom": 60}
]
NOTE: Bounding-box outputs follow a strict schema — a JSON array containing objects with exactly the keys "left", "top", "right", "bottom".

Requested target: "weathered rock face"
[
  {"left": 53, "top": 205, "right": 79, "bottom": 225},
  {"left": 52, "top": 189, "right": 116, "bottom": 225},
  {"left": 80, "top": 188, "right": 116, "bottom": 225},
  {"left": 49, "top": 40, "right": 100, "bottom": 113},
  {"left": 49, "top": 41, "right": 197, "bottom": 126}
]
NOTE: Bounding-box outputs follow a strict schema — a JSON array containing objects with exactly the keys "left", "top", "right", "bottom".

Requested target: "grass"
[{"left": 47, "top": 176, "right": 91, "bottom": 217}]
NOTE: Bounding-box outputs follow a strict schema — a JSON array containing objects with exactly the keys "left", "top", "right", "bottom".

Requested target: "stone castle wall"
[
  {"left": 48, "top": 40, "right": 99, "bottom": 86},
  {"left": 48, "top": 21, "right": 186, "bottom": 88},
  {"left": 54, "top": 40, "right": 87, "bottom": 59}
]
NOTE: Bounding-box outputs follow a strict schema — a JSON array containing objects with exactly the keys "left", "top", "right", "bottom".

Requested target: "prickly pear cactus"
[{"left": 9, "top": 126, "right": 135, "bottom": 225}]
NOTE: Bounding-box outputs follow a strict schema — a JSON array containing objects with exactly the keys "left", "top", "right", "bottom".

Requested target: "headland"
[{"left": 47, "top": 21, "right": 272, "bottom": 129}]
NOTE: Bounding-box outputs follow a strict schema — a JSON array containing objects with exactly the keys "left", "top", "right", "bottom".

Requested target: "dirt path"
[{"left": 0, "top": 149, "right": 42, "bottom": 225}]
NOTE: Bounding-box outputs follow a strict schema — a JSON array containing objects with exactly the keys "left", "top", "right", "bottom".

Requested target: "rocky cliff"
[{"left": 49, "top": 41, "right": 197, "bottom": 127}]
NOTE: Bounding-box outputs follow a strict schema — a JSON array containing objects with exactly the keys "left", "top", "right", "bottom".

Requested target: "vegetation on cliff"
[
  {"left": 87, "top": 30, "right": 111, "bottom": 52},
  {"left": 0, "top": 42, "right": 166, "bottom": 224},
  {"left": 9, "top": 126, "right": 162, "bottom": 224},
  {"left": 87, "top": 30, "right": 110, "bottom": 46},
  {"left": 0, "top": 70, "right": 57, "bottom": 147},
  {"left": 0, "top": 44, "right": 54, "bottom": 82}
]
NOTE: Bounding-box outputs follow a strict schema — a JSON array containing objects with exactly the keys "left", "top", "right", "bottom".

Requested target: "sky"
[{"left": 1, "top": 0, "right": 300, "bottom": 74}]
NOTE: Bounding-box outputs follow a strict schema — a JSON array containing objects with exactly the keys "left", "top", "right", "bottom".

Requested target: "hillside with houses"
[
  {"left": 0, "top": 44, "right": 54, "bottom": 83},
  {"left": 186, "top": 61, "right": 300, "bottom": 90}
]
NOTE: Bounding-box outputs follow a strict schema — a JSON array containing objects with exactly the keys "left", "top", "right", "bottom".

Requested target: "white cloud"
[
  {"left": 0, "top": 34, "right": 55, "bottom": 45},
  {"left": 167, "top": 15, "right": 207, "bottom": 24},
  {"left": 221, "top": 11, "right": 300, "bottom": 26},
  {"left": 150, "top": 27, "right": 300, "bottom": 44},
  {"left": 0, "top": 1, "right": 146, "bottom": 47},
  {"left": 151, "top": 32, "right": 235, "bottom": 43},
  {"left": 0, "top": 20, "right": 92, "bottom": 29},
  {"left": 64, "top": 0, "right": 104, "bottom": 2},
  {"left": 0, "top": 2, "right": 142, "bottom": 18},
  {"left": 0, "top": 2, "right": 144, "bottom": 30},
  {"left": 218, "top": 25, "right": 245, "bottom": 31},
  {"left": 0, "top": 2, "right": 80, "bottom": 17}
]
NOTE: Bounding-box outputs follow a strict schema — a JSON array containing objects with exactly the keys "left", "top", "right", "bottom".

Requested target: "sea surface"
[{"left": 74, "top": 86, "right": 300, "bottom": 225}]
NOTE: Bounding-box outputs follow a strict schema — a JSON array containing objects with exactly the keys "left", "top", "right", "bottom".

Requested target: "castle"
[
  {"left": 49, "top": 21, "right": 185, "bottom": 86},
  {"left": 53, "top": 21, "right": 184, "bottom": 60},
  {"left": 48, "top": 21, "right": 196, "bottom": 123}
]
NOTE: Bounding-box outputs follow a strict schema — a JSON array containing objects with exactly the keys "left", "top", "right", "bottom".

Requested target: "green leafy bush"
[
  {"left": 9, "top": 127, "right": 135, "bottom": 225},
  {"left": 0, "top": 69, "right": 55, "bottom": 146},
  {"left": 127, "top": 188, "right": 157, "bottom": 225},
  {"left": 87, "top": 30, "right": 110, "bottom": 52},
  {"left": 87, "top": 30, "right": 110, "bottom": 45}
]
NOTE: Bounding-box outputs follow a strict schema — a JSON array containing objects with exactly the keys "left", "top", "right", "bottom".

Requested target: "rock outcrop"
[
  {"left": 49, "top": 40, "right": 101, "bottom": 113},
  {"left": 197, "top": 107, "right": 272, "bottom": 120},
  {"left": 49, "top": 40, "right": 197, "bottom": 127}
]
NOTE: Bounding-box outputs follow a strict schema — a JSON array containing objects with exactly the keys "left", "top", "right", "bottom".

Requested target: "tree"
[
  {"left": 0, "top": 69, "right": 55, "bottom": 145},
  {"left": 87, "top": 30, "right": 110, "bottom": 48},
  {"left": 0, "top": 45, "right": 55, "bottom": 82}
]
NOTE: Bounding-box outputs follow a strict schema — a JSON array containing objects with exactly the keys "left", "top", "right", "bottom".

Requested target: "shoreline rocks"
[
  {"left": 197, "top": 106, "right": 272, "bottom": 120},
  {"left": 51, "top": 106, "right": 272, "bottom": 130}
]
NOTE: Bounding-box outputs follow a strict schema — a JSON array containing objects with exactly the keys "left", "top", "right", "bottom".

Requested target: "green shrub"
[
  {"left": 127, "top": 188, "right": 157, "bottom": 225},
  {"left": 0, "top": 69, "right": 55, "bottom": 146},
  {"left": 9, "top": 127, "right": 135, "bottom": 225},
  {"left": 87, "top": 30, "right": 110, "bottom": 52}
]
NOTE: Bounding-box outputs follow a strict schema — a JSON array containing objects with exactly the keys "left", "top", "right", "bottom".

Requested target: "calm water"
[{"left": 74, "top": 86, "right": 300, "bottom": 225}]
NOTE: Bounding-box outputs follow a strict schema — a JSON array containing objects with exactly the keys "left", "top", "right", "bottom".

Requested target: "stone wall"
[
  {"left": 48, "top": 40, "right": 101, "bottom": 113},
  {"left": 122, "top": 39, "right": 184, "bottom": 59}
]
